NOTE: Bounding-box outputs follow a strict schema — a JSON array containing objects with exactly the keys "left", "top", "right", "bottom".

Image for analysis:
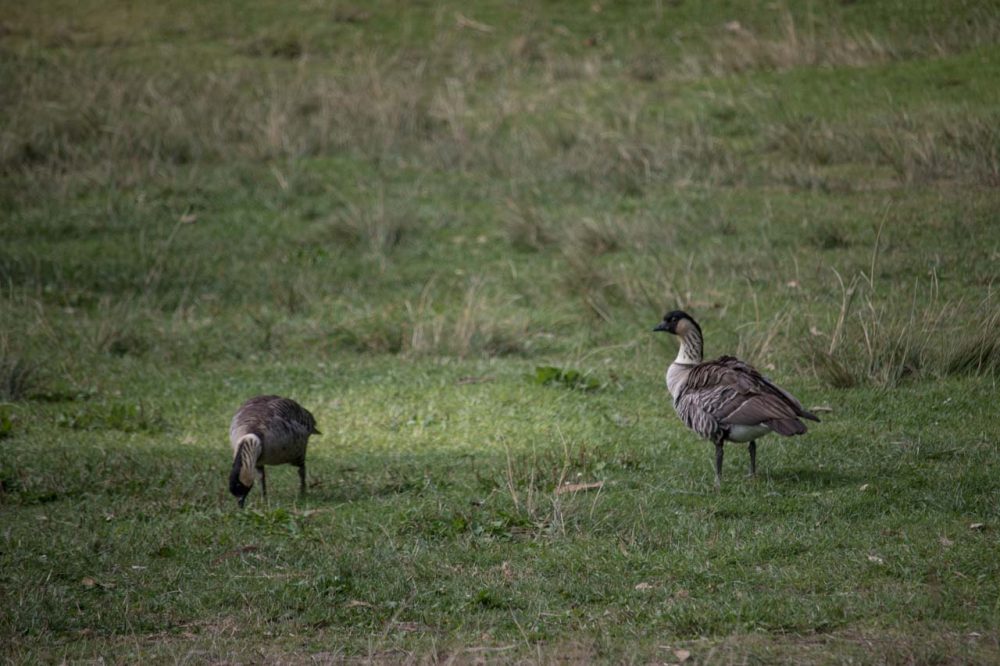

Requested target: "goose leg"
[
  {"left": 297, "top": 461, "right": 306, "bottom": 497},
  {"left": 258, "top": 467, "right": 267, "bottom": 500},
  {"left": 748, "top": 440, "right": 757, "bottom": 478},
  {"left": 714, "top": 441, "right": 724, "bottom": 489}
]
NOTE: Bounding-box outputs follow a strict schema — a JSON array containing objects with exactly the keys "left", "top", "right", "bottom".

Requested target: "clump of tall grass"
[
  {"left": 688, "top": 5, "right": 1000, "bottom": 76},
  {"left": 944, "top": 307, "right": 1000, "bottom": 377},
  {"left": 87, "top": 297, "right": 149, "bottom": 357},
  {"left": 0, "top": 356, "right": 36, "bottom": 401},
  {"left": 239, "top": 33, "right": 305, "bottom": 60},
  {"left": 695, "top": 11, "right": 892, "bottom": 75},
  {"left": 552, "top": 208, "right": 706, "bottom": 326},
  {"left": 733, "top": 309, "right": 794, "bottom": 371},
  {"left": 328, "top": 310, "right": 406, "bottom": 355},
  {"left": 405, "top": 279, "right": 531, "bottom": 358},
  {"left": 566, "top": 217, "right": 623, "bottom": 257},
  {"left": 873, "top": 113, "right": 1000, "bottom": 186},
  {"left": 768, "top": 111, "right": 1000, "bottom": 187},
  {"left": 557, "top": 248, "right": 618, "bottom": 324},
  {"left": 536, "top": 111, "right": 743, "bottom": 193},
  {"left": 318, "top": 197, "right": 412, "bottom": 270},
  {"left": 503, "top": 199, "right": 555, "bottom": 252},
  {"left": 1, "top": 47, "right": 751, "bottom": 207},
  {"left": 493, "top": 432, "right": 607, "bottom": 540},
  {"left": 808, "top": 222, "right": 853, "bottom": 251},
  {"left": 805, "top": 272, "right": 1000, "bottom": 387},
  {"left": 0, "top": 53, "right": 445, "bottom": 199},
  {"left": 328, "top": 279, "right": 532, "bottom": 358}
]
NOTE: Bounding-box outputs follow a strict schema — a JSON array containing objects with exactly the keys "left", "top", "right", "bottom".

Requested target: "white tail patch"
[{"left": 727, "top": 424, "right": 772, "bottom": 443}]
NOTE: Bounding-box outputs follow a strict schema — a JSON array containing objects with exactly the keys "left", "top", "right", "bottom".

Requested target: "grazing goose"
[
  {"left": 229, "top": 395, "right": 320, "bottom": 508},
  {"left": 653, "top": 310, "right": 819, "bottom": 487}
]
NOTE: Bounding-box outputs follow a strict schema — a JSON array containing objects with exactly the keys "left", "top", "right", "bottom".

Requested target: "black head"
[{"left": 652, "top": 310, "right": 694, "bottom": 335}]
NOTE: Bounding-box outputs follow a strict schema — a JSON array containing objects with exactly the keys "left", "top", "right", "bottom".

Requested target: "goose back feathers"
[
  {"left": 672, "top": 355, "right": 818, "bottom": 443},
  {"left": 230, "top": 395, "right": 319, "bottom": 463}
]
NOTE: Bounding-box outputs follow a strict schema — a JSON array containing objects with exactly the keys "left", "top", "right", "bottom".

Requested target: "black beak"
[
  {"left": 653, "top": 321, "right": 670, "bottom": 332},
  {"left": 237, "top": 495, "right": 247, "bottom": 509}
]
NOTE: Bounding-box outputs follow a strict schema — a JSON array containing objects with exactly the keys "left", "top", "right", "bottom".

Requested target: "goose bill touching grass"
[
  {"left": 653, "top": 310, "right": 819, "bottom": 488},
  {"left": 229, "top": 395, "right": 320, "bottom": 508}
]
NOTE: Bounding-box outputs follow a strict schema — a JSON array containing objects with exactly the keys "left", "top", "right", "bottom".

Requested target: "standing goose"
[
  {"left": 229, "top": 395, "right": 320, "bottom": 508},
  {"left": 653, "top": 310, "right": 819, "bottom": 487}
]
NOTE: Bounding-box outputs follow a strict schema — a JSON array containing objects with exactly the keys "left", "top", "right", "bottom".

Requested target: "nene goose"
[
  {"left": 229, "top": 395, "right": 320, "bottom": 508},
  {"left": 653, "top": 310, "right": 818, "bottom": 487}
]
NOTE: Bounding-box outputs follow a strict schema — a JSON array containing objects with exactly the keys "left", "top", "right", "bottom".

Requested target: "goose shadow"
[
  {"left": 758, "top": 466, "right": 862, "bottom": 490},
  {"left": 303, "top": 465, "right": 445, "bottom": 504}
]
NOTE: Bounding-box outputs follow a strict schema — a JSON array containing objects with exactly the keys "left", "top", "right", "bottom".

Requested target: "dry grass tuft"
[
  {"left": 691, "top": 6, "right": 1000, "bottom": 77},
  {"left": 700, "top": 12, "right": 893, "bottom": 75},
  {"left": 0, "top": 54, "right": 446, "bottom": 198},
  {"left": 405, "top": 279, "right": 530, "bottom": 358},
  {"left": 874, "top": 113, "right": 1000, "bottom": 186},
  {"left": 768, "top": 111, "right": 1000, "bottom": 187},
  {"left": 805, "top": 269, "right": 999, "bottom": 387},
  {"left": 805, "top": 272, "right": 923, "bottom": 388},
  {"left": 503, "top": 199, "right": 556, "bottom": 252},
  {"left": 320, "top": 197, "right": 412, "bottom": 269},
  {"left": 808, "top": 222, "right": 853, "bottom": 251},
  {"left": 0, "top": 355, "right": 36, "bottom": 401},
  {"left": 544, "top": 111, "right": 742, "bottom": 192},
  {"left": 89, "top": 297, "right": 149, "bottom": 357},
  {"left": 328, "top": 280, "right": 531, "bottom": 359},
  {"left": 558, "top": 249, "right": 617, "bottom": 324},
  {"left": 566, "top": 217, "right": 623, "bottom": 258},
  {"left": 733, "top": 309, "right": 793, "bottom": 370},
  {"left": 328, "top": 309, "right": 406, "bottom": 355},
  {"left": 239, "top": 33, "right": 305, "bottom": 60},
  {"left": 944, "top": 306, "right": 1000, "bottom": 378}
]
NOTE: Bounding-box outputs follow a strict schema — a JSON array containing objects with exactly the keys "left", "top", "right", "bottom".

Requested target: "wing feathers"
[
  {"left": 676, "top": 356, "right": 816, "bottom": 439},
  {"left": 764, "top": 418, "right": 808, "bottom": 436},
  {"left": 231, "top": 395, "right": 318, "bottom": 444}
]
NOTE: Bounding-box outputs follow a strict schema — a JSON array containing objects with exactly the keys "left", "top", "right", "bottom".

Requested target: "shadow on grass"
[
  {"left": 762, "top": 466, "right": 862, "bottom": 490},
  {"left": 306, "top": 466, "right": 445, "bottom": 504}
]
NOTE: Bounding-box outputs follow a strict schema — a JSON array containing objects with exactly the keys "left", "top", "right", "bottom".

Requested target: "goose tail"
[
  {"left": 799, "top": 408, "right": 821, "bottom": 422},
  {"left": 766, "top": 418, "right": 809, "bottom": 436}
]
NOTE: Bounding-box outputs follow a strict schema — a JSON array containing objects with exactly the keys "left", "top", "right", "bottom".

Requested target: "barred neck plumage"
[
  {"left": 235, "top": 435, "right": 262, "bottom": 487},
  {"left": 674, "top": 326, "right": 704, "bottom": 365}
]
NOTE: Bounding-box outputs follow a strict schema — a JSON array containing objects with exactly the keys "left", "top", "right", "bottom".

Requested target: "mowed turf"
[{"left": 2, "top": 0, "right": 999, "bottom": 662}]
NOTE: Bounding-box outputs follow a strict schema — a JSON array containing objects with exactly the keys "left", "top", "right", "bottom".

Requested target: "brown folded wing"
[
  {"left": 676, "top": 356, "right": 818, "bottom": 440},
  {"left": 232, "top": 395, "right": 319, "bottom": 442}
]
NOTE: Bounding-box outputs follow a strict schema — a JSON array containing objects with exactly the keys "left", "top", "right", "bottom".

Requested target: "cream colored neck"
[
  {"left": 666, "top": 328, "right": 702, "bottom": 399},
  {"left": 674, "top": 329, "right": 703, "bottom": 365}
]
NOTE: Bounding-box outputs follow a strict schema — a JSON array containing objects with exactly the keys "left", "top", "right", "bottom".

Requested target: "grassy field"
[{"left": 2, "top": 0, "right": 1000, "bottom": 662}]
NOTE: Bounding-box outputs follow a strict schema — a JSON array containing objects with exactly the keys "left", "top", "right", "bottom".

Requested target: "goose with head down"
[
  {"left": 653, "top": 310, "right": 819, "bottom": 488},
  {"left": 229, "top": 395, "right": 320, "bottom": 508}
]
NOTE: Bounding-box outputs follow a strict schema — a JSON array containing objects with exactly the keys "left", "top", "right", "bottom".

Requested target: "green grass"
[{"left": 2, "top": 0, "right": 1000, "bottom": 662}]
